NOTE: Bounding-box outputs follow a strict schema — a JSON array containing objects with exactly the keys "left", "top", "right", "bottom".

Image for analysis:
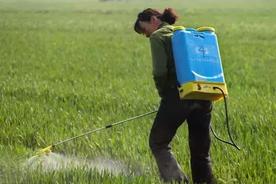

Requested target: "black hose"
[{"left": 211, "top": 86, "right": 241, "bottom": 150}]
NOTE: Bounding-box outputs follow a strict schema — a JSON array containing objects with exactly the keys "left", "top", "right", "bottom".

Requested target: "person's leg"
[
  {"left": 149, "top": 94, "right": 190, "bottom": 183},
  {"left": 187, "top": 100, "right": 215, "bottom": 184}
]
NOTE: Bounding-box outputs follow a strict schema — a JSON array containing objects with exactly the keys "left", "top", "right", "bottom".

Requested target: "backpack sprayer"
[
  {"left": 172, "top": 26, "right": 240, "bottom": 150},
  {"left": 36, "top": 26, "right": 239, "bottom": 156}
]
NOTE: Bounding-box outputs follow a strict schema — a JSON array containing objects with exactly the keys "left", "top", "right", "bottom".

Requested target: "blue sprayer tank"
[{"left": 172, "top": 26, "right": 228, "bottom": 101}]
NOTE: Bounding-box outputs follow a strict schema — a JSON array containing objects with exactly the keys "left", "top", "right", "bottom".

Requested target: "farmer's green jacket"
[{"left": 149, "top": 22, "right": 177, "bottom": 98}]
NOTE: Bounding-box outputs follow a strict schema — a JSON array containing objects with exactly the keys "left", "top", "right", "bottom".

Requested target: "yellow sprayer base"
[{"left": 178, "top": 81, "right": 228, "bottom": 101}]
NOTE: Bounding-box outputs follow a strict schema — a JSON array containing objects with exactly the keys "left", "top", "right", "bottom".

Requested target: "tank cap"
[
  {"left": 197, "top": 27, "right": 215, "bottom": 32},
  {"left": 173, "top": 26, "right": 185, "bottom": 31}
]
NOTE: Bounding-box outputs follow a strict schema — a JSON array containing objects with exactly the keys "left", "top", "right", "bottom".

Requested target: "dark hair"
[{"left": 134, "top": 8, "right": 178, "bottom": 34}]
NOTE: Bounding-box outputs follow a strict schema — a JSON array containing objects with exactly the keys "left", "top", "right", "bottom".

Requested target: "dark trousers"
[{"left": 149, "top": 88, "right": 214, "bottom": 184}]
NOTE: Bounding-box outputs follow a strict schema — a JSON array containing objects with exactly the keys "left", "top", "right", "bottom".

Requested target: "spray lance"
[{"left": 36, "top": 110, "right": 158, "bottom": 156}]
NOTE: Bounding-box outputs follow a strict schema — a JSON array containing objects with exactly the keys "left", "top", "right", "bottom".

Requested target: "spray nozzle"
[{"left": 36, "top": 145, "right": 53, "bottom": 156}]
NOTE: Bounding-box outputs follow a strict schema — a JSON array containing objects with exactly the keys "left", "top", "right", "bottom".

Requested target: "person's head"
[{"left": 134, "top": 8, "right": 178, "bottom": 37}]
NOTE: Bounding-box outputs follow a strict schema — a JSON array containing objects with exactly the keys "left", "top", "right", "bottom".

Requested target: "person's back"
[{"left": 149, "top": 23, "right": 177, "bottom": 98}]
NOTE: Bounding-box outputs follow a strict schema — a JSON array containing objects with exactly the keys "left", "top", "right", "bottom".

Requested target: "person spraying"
[{"left": 134, "top": 8, "right": 216, "bottom": 184}]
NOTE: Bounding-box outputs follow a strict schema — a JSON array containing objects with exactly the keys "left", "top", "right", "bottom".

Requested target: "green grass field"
[{"left": 0, "top": 0, "right": 275, "bottom": 183}]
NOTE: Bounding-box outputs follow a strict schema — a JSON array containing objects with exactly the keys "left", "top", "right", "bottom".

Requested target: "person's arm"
[{"left": 150, "top": 35, "right": 169, "bottom": 97}]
